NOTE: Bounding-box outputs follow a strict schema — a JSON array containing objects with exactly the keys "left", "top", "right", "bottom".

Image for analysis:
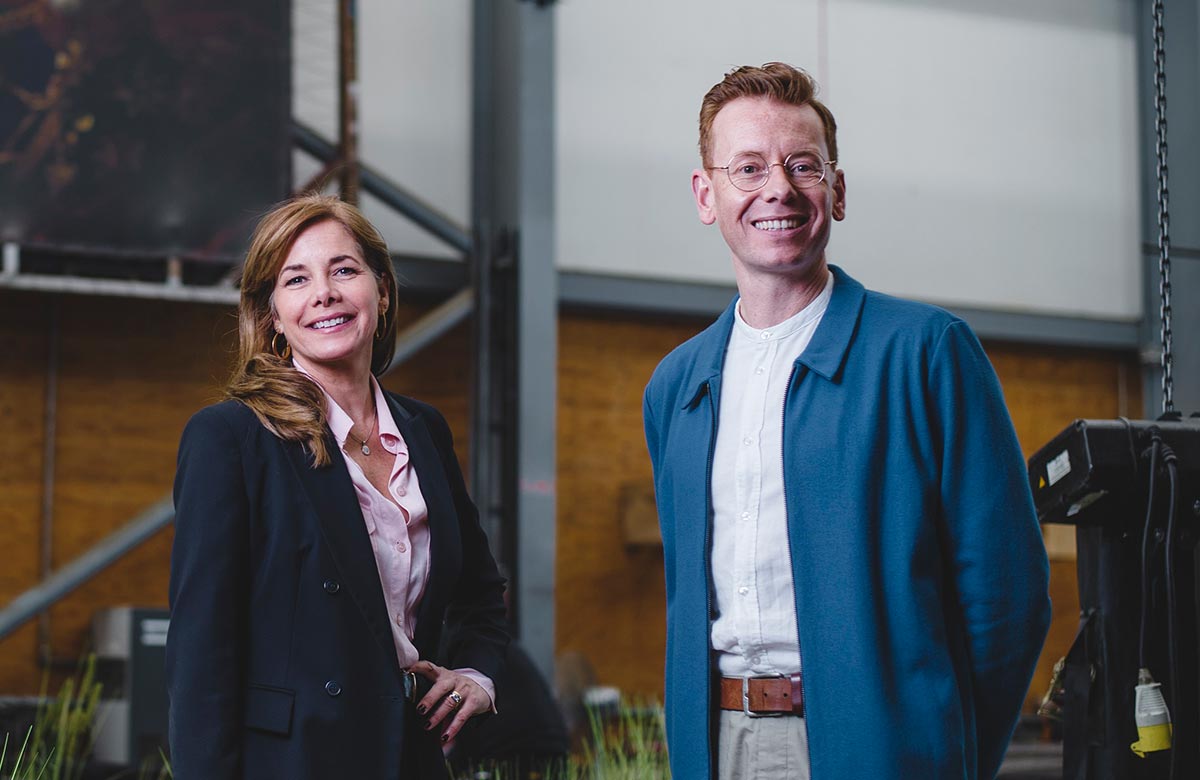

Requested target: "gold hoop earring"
[{"left": 271, "top": 331, "right": 292, "bottom": 360}]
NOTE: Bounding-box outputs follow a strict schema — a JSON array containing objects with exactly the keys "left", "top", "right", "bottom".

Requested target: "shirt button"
[
  {"left": 754, "top": 367, "right": 764, "bottom": 375},
  {"left": 742, "top": 436, "right": 753, "bottom": 446},
  {"left": 325, "top": 680, "right": 342, "bottom": 697},
  {"left": 397, "top": 488, "right": 407, "bottom": 497},
  {"left": 323, "top": 579, "right": 340, "bottom": 594},
  {"left": 740, "top": 511, "right": 751, "bottom": 520},
  {"left": 738, "top": 586, "right": 749, "bottom": 596},
  {"left": 395, "top": 614, "right": 404, "bottom": 627},
  {"left": 396, "top": 542, "right": 407, "bottom": 553},
  {"left": 760, "top": 332, "right": 771, "bottom": 340}
]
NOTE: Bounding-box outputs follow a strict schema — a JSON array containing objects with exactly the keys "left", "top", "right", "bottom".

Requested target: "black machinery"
[
  {"left": 1026, "top": 3, "right": 1198, "bottom": 778},
  {"left": 1030, "top": 417, "right": 1200, "bottom": 780}
]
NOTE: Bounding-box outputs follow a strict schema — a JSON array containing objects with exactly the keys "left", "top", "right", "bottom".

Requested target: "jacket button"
[
  {"left": 323, "top": 579, "right": 340, "bottom": 594},
  {"left": 325, "top": 680, "right": 342, "bottom": 697}
]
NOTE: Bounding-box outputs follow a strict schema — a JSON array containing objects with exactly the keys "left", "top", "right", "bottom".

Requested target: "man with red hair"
[{"left": 643, "top": 62, "right": 1051, "bottom": 779}]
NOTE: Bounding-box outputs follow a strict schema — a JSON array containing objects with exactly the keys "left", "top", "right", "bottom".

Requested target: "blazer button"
[
  {"left": 325, "top": 680, "right": 342, "bottom": 697},
  {"left": 323, "top": 579, "right": 340, "bottom": 594}
]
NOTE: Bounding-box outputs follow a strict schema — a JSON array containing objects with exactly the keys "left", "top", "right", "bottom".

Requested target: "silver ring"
[{"left": 447, "top": 690, "right": 463, "bottom": 707}]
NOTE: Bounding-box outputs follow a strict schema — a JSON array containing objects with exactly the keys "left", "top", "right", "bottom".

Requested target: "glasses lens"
[
  {"left": 726, "top": 153, "right": 768, "bottom": 191},
  {"left": 784, "top": 153, "right": 826, "bottom": 188}
]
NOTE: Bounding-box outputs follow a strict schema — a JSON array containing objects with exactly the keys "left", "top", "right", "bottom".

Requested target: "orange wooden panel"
[
  {"left": 0, "top": 289, "right": 1144, "bottom": 722},
  {"left": 554, "top": 317, "right": 1141, "bottom": 711},
  {"left": 986, "top": 340, "right": 1141, "bottom": 713},
  {"left": 555, "top": 313, "right": 708, "bottom": 698},
  {"left": 0, "top": 291, "right": 471, "bottom": 694},
  {"left": 0, "top": 292, "right": 51, "bottom": 693}
]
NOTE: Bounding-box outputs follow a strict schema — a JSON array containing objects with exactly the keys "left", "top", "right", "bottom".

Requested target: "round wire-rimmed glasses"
[{"left": 710, "top": 152, "right": 836, "bottom": 192}]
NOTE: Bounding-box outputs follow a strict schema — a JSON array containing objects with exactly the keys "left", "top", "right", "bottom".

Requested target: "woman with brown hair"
[{"left": 165, "top": 194, "right": 508, "bottom": 779}]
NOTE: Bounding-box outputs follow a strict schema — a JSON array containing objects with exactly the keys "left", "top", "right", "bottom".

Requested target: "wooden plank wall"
[
  {"left": 0, "top": 293, "right": 50, "bottom": 693},
  {"left": 555, "top": 311, "right": 1141, "bottom": 715},
  {"left": 0, "top": 290, "right": 470, "bottom": 694},
  {"left": 1, "top": 289, "right": 1139, "bottom": 718},
  {"left": 988, "top": 341, "right": 1140, "bottom": 711},
  {"left": 556, "top": 314, "right": 704, "bottom": 697},
  {"left": 0, "top": 292, "right": 239, "bottom": 693}
]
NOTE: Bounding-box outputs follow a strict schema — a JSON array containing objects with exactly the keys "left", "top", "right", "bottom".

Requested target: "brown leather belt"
[{"left": 719, "top": 674, "right": 805, "bottom": 717}]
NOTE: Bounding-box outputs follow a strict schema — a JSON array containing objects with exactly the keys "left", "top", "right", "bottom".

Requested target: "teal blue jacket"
[{"left": 643, "top": 266, "right": 1051, "bottom": 779}]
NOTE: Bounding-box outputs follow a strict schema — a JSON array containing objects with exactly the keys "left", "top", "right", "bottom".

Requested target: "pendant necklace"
[{"left": 350, "top": 409, "right": 378, "bottom": 456}]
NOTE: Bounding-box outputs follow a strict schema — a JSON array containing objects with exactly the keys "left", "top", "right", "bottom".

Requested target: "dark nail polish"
[
  {"left": 424, "top": 721, "right": 433, "bottom": 730},
  {"left": 441, "top": 734, "right": 449, "bottom": 743},
  {"left": 416, "top": 705, "right": 426, "bottom": 715}
]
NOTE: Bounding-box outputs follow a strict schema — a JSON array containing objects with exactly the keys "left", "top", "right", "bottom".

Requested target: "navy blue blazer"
[{"left": 165, "top": 393, "right": 508, "bottom": 780}]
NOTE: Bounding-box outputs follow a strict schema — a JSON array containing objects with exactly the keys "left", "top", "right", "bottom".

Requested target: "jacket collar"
[
  {"left": 383, "top": 395, "right": 453, "bottom": 650},
  {"left": 681, "top": 265, "right": 866, "bottom": 408},
  {"left": 800, "top": 265, "right": 866, "bottom": 380},
  {"left": 283, "top": 428, "right": 403, "bottom": 682},
  {"left": 280, "top": 391, "right": 451, "bottom": 682}
]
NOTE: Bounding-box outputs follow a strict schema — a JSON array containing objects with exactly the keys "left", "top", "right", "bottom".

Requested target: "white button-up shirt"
[{"left": 710, "top": 272, "right": 833, "bottom": 677}]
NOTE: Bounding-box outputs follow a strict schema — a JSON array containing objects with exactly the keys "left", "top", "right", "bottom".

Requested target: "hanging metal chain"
[{"left": 1152, "top": 0, "right": 1173, "bottom": 414}]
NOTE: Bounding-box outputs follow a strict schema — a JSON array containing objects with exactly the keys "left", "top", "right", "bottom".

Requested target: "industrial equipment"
[
  {"left": 1029, "top": 416, "right": 1200, "bottom": 779},
  {"left": 91, "top": 607, "right": 170, "bottom": 769}
]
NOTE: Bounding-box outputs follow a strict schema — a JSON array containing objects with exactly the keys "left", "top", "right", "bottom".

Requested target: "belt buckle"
[
  {"left": 743, "top": 674, "right": 784, "bottom": 718},
  {"left": 403, "top": 669, "right": 418, "bottom": 703}
]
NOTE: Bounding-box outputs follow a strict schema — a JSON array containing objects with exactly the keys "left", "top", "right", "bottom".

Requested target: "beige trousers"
[{"left": 717, "top": 710, "right": 811, "bottom": 780}]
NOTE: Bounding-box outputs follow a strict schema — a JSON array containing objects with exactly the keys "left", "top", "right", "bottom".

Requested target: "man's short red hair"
[{"left": 698, "top": 62, "right": 838, "bottom": 167}]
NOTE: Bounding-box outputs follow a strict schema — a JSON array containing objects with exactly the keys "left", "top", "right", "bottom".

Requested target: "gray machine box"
[{"left": 91, "top": 607, "right": 170, "bottom": 768}]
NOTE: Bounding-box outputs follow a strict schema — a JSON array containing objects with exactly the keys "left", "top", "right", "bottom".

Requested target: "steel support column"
[
  {"left": 337, "top": 0, "right": 360, "bottom": 203},
  {"left": 472, "top": 0, "right": 557, "bottom": 681}
]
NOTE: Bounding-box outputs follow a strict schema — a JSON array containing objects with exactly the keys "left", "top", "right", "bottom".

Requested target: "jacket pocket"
[{"left": 244, "top": 683, "right": 295, "bottom": 736}]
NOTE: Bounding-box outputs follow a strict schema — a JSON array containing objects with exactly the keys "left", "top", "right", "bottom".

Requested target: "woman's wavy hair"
[{"left": 226, "top": 194, "right": 399, "bottom": 466}]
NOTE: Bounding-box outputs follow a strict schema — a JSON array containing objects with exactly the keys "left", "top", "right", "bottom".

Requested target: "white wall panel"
[
  {"left": 555, "top": 0, "right": 1142, "bottom": 320},
  {"left": 555, "top": 0, "right": 824, "bottom": 290}
]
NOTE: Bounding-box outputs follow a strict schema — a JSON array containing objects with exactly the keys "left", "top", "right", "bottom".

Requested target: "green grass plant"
[
  {"left": 1, "top": 727, "right": 55, "bottom": 780},
  {"left": 451, "top": 698, "right": 670, "bottom": 780},
  {"left": 1, "top": 656, "right": 101, "bottom": 780},
  {"left": 7, "top": 661, "right": 667, "bottom": 780},
  {"left": 578, "top": 701, "right": 669, "bottom": 780}
]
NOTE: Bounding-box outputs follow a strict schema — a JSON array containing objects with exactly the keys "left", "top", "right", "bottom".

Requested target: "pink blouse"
[{"left": 303, "top": 366, "right": 494, "bottom": 706}]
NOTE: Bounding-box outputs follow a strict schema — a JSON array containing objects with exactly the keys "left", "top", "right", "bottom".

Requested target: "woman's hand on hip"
[{"left": 410, "top": 660, "right": 490, "bottom": 742}]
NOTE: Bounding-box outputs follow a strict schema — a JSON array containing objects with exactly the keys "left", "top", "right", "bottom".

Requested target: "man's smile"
[{"left": 752, "top": 216, "right": 808, "bottom": 231}]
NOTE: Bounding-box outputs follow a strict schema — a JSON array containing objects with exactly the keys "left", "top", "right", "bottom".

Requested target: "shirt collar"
[
  {"left": 680, "top": 264, "right": 867, "bottom": 408},
  {"left": 293, "top": 363, "right": 403, "bottom": 453},
  {"left": 732, "top": 269, "right": 834, "bottom": 343}
]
